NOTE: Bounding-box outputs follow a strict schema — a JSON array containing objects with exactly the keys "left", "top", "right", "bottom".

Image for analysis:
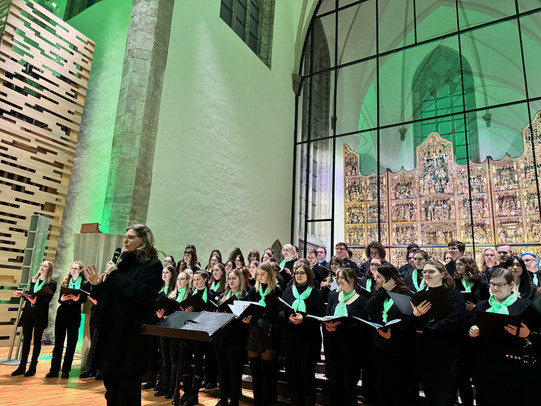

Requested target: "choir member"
[
  {"left": 46, "top": 261, "right": 90, "bottom": 378},
  {"left": 12, "top": 261, "right": 57, "bottom": 377},
  {"left": 479, "top": 248, "right": 498, "bottom": 277},
  {"left": 279, "top": 262, "right": 325, "bottom": 406},
  {"left": 359, "top": 258, "right": 381, "bottom": 293},
  {"left": 411, "top": 260, "right": 467, "bottom": 406},
  {"left": 405, "top": 249, "right": 428, "bottom": 292},
  {"left": 521, "top": 252, "right": 540, "bottom": 289},
  {"left": 244, "top": 261, "right": 283, "bottom": 406},
  {"left": 503, "top": 256, "right": 537, "bottom": 300},
  {"left": 306, "top": 248, "right": 328, "bottom": 285},
  {"left": 360, "top": 241, "right": 387, "bottom": 277},
  {"left": 454, "top": 255, "right": 490, "bottom": 309},
  {"left": 209, "top": 263, "right": 227, "bottom": 300},
  {"left": 365, "top": 263, "right": 414, "bottom": 406},
  {"left": 214, "top": 269, "right": 249, "bottom": 406},
  {"left": 469, "top": 268, "right": 538, "bottom": 405},
  {"left": 323, "top": 267, "right": 367, "bottom": 406},
  {"left": 247, "top": 250, "right": 260, "bottom": 264},
  {"left": 320, "top": 256, "right": 343, "bottom": 302}
]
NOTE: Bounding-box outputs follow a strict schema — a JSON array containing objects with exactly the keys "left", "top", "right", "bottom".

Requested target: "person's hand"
[
  {"left": 27, "top": 296, "right": 37, "bottom": 305},
  {"left": 73, "top": 294, "right": 81, "bottom": 302},
  {"left": 469, "top": 325, "right": 480, "bottom": 338},
  {"left": 14, "top": 291, "right": 23, "bottom": 298},
  {"left": 323, "top": 321, "right": 341, "bottom": 332},
  {"left": 504, "top": 322, "right": 530, "bottom": 338},
  {"left": 289, "top": 313, "right": 304, "bottom": 324},
  {"left": 60, "top": 294, "right": 70, "bottom": 301},
  {"left": 465, "top": 301, "right": 476, "bottom": 312},
  {"left": 183, "top": 306, "right": 193, "bottom": 312},
  {"left": 411, "top": 300, "right": 431, "bottom": 317},
  {"left": 382, "top": 279, "right": 396, "bottom": 291},
  {"left": 377, "top": 328, "right": 391, "bottom": 339},
  {"left": 320, "top": 280, "right": 329, "bottom": 288},
  {"left": 242, "top": 315, "right": 252, "bottom": 324},
  {"left": 89, "top": 297, "right": 97, "bottom": 305},
  {"left": 85, "top": 264, "right": 103, "bottom": 285},
  {"left": 156, "top": 309, "right": 165, "bottom": 319}
]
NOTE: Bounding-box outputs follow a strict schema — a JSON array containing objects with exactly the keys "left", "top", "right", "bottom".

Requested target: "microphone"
[{"left": 112, "top": 248, "right": 122, "bottom": 264}]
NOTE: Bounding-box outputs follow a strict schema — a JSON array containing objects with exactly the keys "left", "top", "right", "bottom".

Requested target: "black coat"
[
  {"left": 20, "top": 279, "right": 57, "bottom": 328},
  {"left": 279, "top": 285, "right": 325, "bottom": 341},
  {"left": 93, "top": 253, "right": 162, "bottom": 375}
]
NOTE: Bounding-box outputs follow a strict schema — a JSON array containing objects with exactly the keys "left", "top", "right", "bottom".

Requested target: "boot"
[
  {"left": 180, "top": 374, "right": 193, "bottom": 404},
  {"left": 24, "top": 361, "right": 37, "bottom": 377},
  {"left": 261, "top": 359, "right": 276, "bottom": 406},
  {"left": 142, "top": 376, "right": 156, "bottom": 389},
  {"left": 11, "top": 361, "right": 26, "bottom": 376},
  {"left": 185, "top": 375, "right": 202, "bottom": 406},
  {"left": 249, "top": 357, "right": 262, "bottom": 406}
]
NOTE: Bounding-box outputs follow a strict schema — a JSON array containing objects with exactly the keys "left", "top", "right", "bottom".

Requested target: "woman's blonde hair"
[
  {"left": 255, "top": 261, "right": 277, "bottom": 292},
  {"left": 220, "top": 269, "right": 246, "bottom": 304},
  {"left": 32, "top": 260, "right": 54, "bottom": 284},
  {"left": 126, "top": 224, "right": 158, "bottom": 263}
]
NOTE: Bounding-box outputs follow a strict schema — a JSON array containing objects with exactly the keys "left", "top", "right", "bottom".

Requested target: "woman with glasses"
[
  {"left": 521, "top": 253, "right": 540, "bottom": 289},
  {"left": 405, "top": 249, "right": 429, "bottom": 292},
  {"left": 279, "top": 262, "right": 325, "bottom": 406},
  {"left": 410, "top": 260, "right": 467, "bottom": 406},
  {"left": 243, "top": 261, "right": 283, "bottom": 406},
  {"left": 322, "top": 267, "right": 367, "bottom": 406},
  {"left": 468, "top": 267, "right": 537, "bottom": 405},
  {"left": 214, "top": 268, "right": 249, "bottom": 406}
]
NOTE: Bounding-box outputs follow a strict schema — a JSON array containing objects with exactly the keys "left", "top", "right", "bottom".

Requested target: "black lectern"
[{"left": 142, "top": 311, "right": 235, "bottom": 406}]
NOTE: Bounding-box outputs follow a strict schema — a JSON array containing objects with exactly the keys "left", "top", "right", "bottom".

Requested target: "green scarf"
[
  {"left": 533, "top": 274, "right": 539, "bottom": 286},
  {"left": 334, "top": 290, "right": 356, "bottom": 316},
  {"left": 279, "top": 259, "right": 289, "bottom": 270},
  {"left": 175, "top": 286, "right": 187, "bottom": 303},
  {"left": 463, "top": 280, "right": 474, "bottom": 292},
  {"left": 226, "top": 289, "right": 241, "bottom": 300},
  {"left": 292, "top": 285, "right": 312, "bottom": 312},
  {"left": 258, "top": 284, "right": 269, "bottom": 307},
  {"left": 159, "top": 286, "right": 169, "bottom": 295},
  {"left": 193, "top": 287, "right": 208, "bottom": 303},
  {"left": 412, "top": 269, "right": 425, "bottom": 292},
  {"left": 366, "top": 278, "right": 372, "bottom": 292},
  {"left": 68, "top": 275, "right": 82, "bottom": 290},
  {"left": 486, "top": 293, "right": 518, "bottom": 315},
  {"left": 211, "top": 281, "right": 220, "bottom": 292},
  {"left": 382, "top": 297, "right": 394, "bottom": 324},
  {"left": 34, "top": 278, "right": 46, "bottom": 292}
]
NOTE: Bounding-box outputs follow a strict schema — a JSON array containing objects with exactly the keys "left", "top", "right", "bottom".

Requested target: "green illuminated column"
[{"left": 102, "top": 0, "right": 174, "bottom": 234}]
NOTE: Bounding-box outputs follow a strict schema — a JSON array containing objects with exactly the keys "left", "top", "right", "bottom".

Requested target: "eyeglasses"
[
  {"left": 489, "top": 282, "right": 510, "bottom": 288},
  {"left": 422, "top": 270, "right": 437, "bottom": 275},
  {"left": 336, "top": 247, "right": 346, "bottom": 251}
]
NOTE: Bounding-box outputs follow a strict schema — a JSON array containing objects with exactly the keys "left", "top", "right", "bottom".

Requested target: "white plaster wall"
[{"left": 148, "top": 0, "right": 302, "bottom": 261}]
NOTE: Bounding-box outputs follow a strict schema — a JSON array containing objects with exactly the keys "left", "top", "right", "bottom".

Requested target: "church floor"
[{"left": 0, "top": 345, "right": 287, "bottom": 406}]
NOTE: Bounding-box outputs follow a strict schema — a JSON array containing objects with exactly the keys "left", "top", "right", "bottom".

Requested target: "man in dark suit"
[
  {"left": 317, "top": 246, "right": 328, "bottom": 269},
  {"left": 307, "top": 248, "right": 328, "bottom": 284},
  {"left": 398, "top": 243, "right": 419, "bottom": 278},
  {"left": 335, "top": 242, "right": 360, "bottom": 277}
]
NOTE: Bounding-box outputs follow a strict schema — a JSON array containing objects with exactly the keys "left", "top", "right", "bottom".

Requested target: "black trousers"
[
  {"left": 20, "top": 307, "right": 48, "bottom": 363},
  {"left": 161, "top": 336, "right": 181, "bottom": 394},
  {"left": 214, "top": 333, "right": 246, "bottom": 401},
  {"left": 50, "top": 312, "right": 81, "bottom": 373},
  {"left": 104, "top": 372, "right": 141, "bottom": 406},
  {"left": 282, "top": 337, "right": 320, "bottom": 401}
]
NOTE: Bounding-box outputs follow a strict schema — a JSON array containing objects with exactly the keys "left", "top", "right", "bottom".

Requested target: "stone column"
[{"left": 102, "top": 0, "right": 174, "bottom": 234}]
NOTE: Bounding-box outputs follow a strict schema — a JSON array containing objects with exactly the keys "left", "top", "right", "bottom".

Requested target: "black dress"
[
  {"left": 49, "top": 278, "right": 91, "bottom": 375},
  {"left": 323, "top": 290, "right": 367, "bottom": 406},
  {"left": 412, "top": 288, "right": 467, "bottom": 406},
  {"left": 279, "top": 285, "right": 325, "bottom": 406},
  {"left": 365, "top": 288, "right": 415, "bottom": 406},
  {"left": 471, "top": 297, "right": 538, "bottom": 405},
  {"left": 19, "top": 279, "right": 57, "bottom": 366},
  {"left": 213, "top": 290, "right": 249, "bottom": 405},
  {"left": 92, "top": 252, "right": 162, "bottom": 405}
]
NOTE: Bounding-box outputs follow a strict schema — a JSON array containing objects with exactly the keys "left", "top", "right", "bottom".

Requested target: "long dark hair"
[{"left": 376, "top": 263, "right": 409, "bottom": 293}]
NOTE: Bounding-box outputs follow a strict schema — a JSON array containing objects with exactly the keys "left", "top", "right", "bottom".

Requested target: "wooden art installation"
[{"left": 0, "top": 0, "right": 94, "bottom": 344}]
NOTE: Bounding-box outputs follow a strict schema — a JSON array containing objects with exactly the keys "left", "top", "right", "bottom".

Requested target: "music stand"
[{"left": 142, "top": 311, "right": 235, "bottom": 406}]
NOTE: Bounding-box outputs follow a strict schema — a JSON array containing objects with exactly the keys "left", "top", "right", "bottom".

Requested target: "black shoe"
[
  {"left": 142, "top": 380, "right": 156, "bottom": 390},
  {"left": 24, "top": 362, "right": 37, "bottom": 377},
  {"left": 79, "top": 368, "right": 96, "bottom": 378},
  {"left": 61, "top": 372, "right": 69, "bottom": 379},
  {"left": 11, "top": 365, "right": 26, "bottom": 376},
  {"left": 95, "top": 371, "right": 104, "bottom": 380},
  {"left": 154, "top": 390, "right": 166, "bottom": 397},
  {"left": 165, "top": 392, "right": 174, "bottom": 399},
  {"left": 46, "top": 372, "right": 59, "bottom": 378},
  {"left": 205, "top": 381, "right": 217, "bottom": 390}
]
